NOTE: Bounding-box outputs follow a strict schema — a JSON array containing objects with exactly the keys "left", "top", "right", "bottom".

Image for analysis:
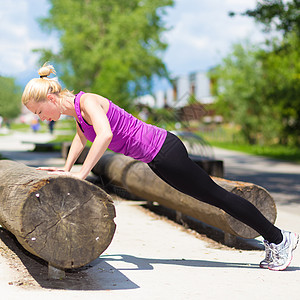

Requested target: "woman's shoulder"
[{"left": 80, "top": 92, "right": 110, "bottom": 114}]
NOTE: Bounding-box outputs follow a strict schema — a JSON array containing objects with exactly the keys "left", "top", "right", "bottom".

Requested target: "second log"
[{"left": 92, "top": 153, "right": 277, "bottom": 239}]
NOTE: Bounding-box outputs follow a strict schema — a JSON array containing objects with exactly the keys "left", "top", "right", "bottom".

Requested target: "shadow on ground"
[
  {"left": 0, "top": 228, "right": 138, "bottom": 290},
  {"left": 224, "top": 169, "right": 300, "bottom": 207},
  {"left": 3, "top": 225, "right": 297, "bottom": 292}
]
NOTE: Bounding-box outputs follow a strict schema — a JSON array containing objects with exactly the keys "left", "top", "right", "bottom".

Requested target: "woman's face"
[{"left": 26, "top": 96, "right": 61, "bottom": 122}]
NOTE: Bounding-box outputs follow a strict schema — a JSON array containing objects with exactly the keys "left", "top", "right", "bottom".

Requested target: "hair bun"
[{"left": 38, "top": 62, "right": 56, "bottom": 78}]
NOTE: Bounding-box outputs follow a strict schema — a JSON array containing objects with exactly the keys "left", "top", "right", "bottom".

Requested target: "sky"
[{"left": 0, "top": 0, "right": 265, "bottom": 89}]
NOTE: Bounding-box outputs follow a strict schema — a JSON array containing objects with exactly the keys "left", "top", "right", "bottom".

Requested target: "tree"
[
  {"left": 220, "top": 0, "right": 300, "bottom": 146},
  {"left": 37, "top": 0, "right": 173, "bottom": 110},
  {"left": 0, "top": 76, "right": 21, "bottom": 120},
  {"left": 241, "top": 0, "right": 300, "bottom": 37},
  {"left": 210, "top": 43, "right": 280, "bottom": 145},
  {"left": 229, "top": 0, "right": 300, "bottom": 37},
  {"left": 261, "top": 33, "right": 300, "bottom": 145},
  {"left": 211, "top": 34, "right": 300, "bottom": 146}
]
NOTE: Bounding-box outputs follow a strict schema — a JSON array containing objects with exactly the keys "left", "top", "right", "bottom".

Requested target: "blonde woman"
[{"left": 22, "top": 63, "right": 298, "bottom": 271}]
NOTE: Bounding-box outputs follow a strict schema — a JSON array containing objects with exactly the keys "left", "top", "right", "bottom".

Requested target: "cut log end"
[
  {"left": 0, "top": 160, "right": 117, "bottom": 269},
  {"left": 19, "top": 177, "right": 116, "bottom": 269},
  {"left": 226, "top": 184, "right": 277, "bottom": 238},
  {"left": 17, "top": 177, "right": 115, "bottom": 268}
]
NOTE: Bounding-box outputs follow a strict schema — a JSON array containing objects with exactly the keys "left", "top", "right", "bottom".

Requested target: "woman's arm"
[
  {"left": 37, "top": 123, "right": 87, "bottom": 173},
  {"left": 63, "top": 122, "right": 88, "bottom": 172},
  {"left": 46, "top": 94, "right": 113, "bottom": 180},
  {"left": 76, "top": 95, "right": 113, "bottom": 179}
]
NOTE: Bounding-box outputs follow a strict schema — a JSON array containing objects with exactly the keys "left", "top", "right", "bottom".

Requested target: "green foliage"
[
  {"left": 241, "top": 0, "right": 300, "bottom": 37},
  {"left": 210, "top": 43, "right": 279, "bottom": 145},
  {"left": 262, "top": 33, "right": 300, "bottom": 145},
  {"left": 36, "top": 0, "right": 173, "bottom": 110},
  {"left": 0, "top": 76, "right": 21, "bottom": 119},
  {"left": 211, "top": 36, "right": 300, "bottom": 146},
  {"left": 201, "top": 125, "right": 300, "bottom": 163},
  {"left": 213, "top": 0, "right": 300, "bottom": 146}
]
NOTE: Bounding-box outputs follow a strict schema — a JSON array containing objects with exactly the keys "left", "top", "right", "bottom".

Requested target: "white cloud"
[
  {"left": 167, "top": 16, "right": 210, "bottom": 51},
  {"left": 224, "top": 0, "right": 255, "bottom": 9},
  {"left": 162, "top": 0, "right": 266, "bottom": 76},
  {"left": 0, "top": 0, "right": 267, "bottom": 86},
  {"left": 0, "top": 0, "right": 59, "bottom": 80}
]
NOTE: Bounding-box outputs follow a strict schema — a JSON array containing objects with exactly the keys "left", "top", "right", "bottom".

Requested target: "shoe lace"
[
  {"left": 270, "top": 242, "right": 288, "bottom": 262},
  {"left": 263, "top": 240, "right": 272, "bottom": 261}
]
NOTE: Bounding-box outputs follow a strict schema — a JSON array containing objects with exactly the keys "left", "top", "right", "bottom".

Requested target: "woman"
[{"left": 22, "top": 63, "right": 298, "bottom": 271}]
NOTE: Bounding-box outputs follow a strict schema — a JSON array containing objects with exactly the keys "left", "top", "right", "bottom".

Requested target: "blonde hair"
[{"left": 22, "top": 62, "right": 74, "bottom": 107}]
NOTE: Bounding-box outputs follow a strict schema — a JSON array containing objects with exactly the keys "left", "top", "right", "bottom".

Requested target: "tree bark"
[
  {"left": 92, "top": 153, "right": 277, "bottom": 239},
  {"left": 0, "top": 160, "right": 116, "bottom": 269}
]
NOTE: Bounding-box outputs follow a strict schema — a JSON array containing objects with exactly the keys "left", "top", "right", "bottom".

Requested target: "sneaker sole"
[
  {"left": 268, "top": 233, "right": 299, "bottom": 271},
  {"left": 260, "top": 263, "right": 270, "bottom": 269}
]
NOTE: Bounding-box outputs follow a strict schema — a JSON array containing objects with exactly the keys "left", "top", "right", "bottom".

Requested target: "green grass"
[
  {"left": 5, "top": 119, "right": 300, "bottom": 163},
  {"left": 200, "top": 126, "right": 300, "bottom": 163},
  {"left": 10, "top": 123, "right": 30, "bottom": 131},
  {"left": 48, "top": 132, "right": 93, "bottom": 149},
  {"left": 50, "top": 120, "right": 300, "bottom": 163},
  {"left": 54, "top": 118, "right": 76, "bottom": 131},
  {"left": 207, "top": 140, "right": 300, "bottom": 162},
  {"left": 8, "top": 117, "right": 75, "bottom": 133},
  {"left": 10, "top": 122, "right": 49, "bottom": 132},
  {"left": 50, "top": 134, "right": 75, "bottom": 143}
]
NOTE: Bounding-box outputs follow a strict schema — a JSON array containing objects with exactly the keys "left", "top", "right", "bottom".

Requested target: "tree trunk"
[
  {"left": 0, "top": 160, "right": 116, "bottom": 269},
  {"left": 92, "top": 153, "right": 277, "bottom": 239}
]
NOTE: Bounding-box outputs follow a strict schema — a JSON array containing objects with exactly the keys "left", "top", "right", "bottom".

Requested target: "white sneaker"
[
  {"left": 268, "top": 230, "right": 299, "bottom": 271},
  {"left": 260, "top": 240, "right": 272, "bottom": 269}
]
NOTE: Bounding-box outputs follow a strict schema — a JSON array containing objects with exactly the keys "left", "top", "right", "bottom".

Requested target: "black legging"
[{"left": 148, "top": 131, "right": 282, "bottom": 244}]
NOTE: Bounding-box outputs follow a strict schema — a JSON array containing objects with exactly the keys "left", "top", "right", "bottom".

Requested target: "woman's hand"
[
  {"left": 36, "top": 167, "right": 66, "bottom": 172},
  {"left": 37, "top": 167, "right": 85, "bottom": 180},
  {"left": 49, "top": 170, "right": 84, "bottom": 179}
]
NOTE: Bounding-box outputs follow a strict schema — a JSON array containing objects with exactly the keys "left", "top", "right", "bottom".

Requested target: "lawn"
[
  {"left": 4, "top": 119, "right": 300, "bottom": 163},
  {"left": 200, "top": 125, "right": 300, "bottom": 163}
]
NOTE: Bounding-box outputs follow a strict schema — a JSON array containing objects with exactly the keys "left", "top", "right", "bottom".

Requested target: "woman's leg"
[{"left": 148, "top": 132, "right": 282, "bottom": 244}]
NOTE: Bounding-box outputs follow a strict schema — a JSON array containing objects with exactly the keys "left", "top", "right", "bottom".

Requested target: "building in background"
[
  {"left": 137, "top": 71, "right": 215, "bottom": 109},
  {"left": 136, "top": 70, "right": 222, "bottom": 124}
]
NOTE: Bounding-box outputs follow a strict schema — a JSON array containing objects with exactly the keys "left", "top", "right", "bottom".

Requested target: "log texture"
[
  {"left": 92, "top": 153, "right": 277, "bottom": 239},
  {"left": 0, "top": 160, "right": 116, "bottom": 269}
]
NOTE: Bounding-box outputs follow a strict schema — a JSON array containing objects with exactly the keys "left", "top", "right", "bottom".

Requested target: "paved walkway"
[
  {"left": 0, "top": 131, "right": 299, "bottom": 299},
  {"left": 213, "top": 148, "right": 300, "bottom": 215}
]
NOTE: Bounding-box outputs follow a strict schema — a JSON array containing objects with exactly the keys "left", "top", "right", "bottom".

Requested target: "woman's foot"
[{"left": 268, "top": 230, "right": 299, "bottom": 271}]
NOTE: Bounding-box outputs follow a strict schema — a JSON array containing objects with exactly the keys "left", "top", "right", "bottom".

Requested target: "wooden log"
[
  {"left": 61, "top": 142, "right": 90, "bottom": 164},
  {"left": 0, "top": 160, "right": 116, "bottom": 269},
  {"left": 188, "top": 154, "right": 224, "bottom": 177},
  {"left": 92, "top": 153, "right": 277, "bottom": 239}
]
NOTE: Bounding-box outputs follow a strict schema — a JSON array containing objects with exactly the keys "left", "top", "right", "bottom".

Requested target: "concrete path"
[
  {"left": 213, "top": 148, "right": 300, "bottom": 215},
  {"left": 0, "top": 131, "right": 299, "bottom": 299}
]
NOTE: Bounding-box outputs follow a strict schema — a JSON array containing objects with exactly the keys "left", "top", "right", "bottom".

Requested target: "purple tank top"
[{"left": 74, "top": 91, "right": 167, "bottom": 163}]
